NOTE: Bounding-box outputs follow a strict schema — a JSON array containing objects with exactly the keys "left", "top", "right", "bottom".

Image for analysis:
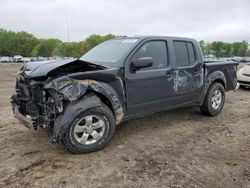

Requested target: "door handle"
[{"left": 194, "top": 69, "right": 202, "bottom": 74}]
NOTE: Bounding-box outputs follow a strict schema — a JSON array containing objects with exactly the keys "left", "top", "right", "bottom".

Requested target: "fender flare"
[{"left": 87, "top": 81, "right": 124, "bottom": 124}]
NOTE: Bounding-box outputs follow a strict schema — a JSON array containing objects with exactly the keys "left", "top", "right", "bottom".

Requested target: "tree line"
[
  {"left": 0, "top": 28, "right": 249, "bottom": 58},
  {"left": 199, "top": 40, "right": 249, "bottom": 57},
  {"left": 0, "top": 29, "right": 115, "bottom": 58}
]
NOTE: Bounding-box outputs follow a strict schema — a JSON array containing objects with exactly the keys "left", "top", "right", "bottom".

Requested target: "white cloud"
[{"left": 0, "top": 0, "right": 249, "bottom": 42}]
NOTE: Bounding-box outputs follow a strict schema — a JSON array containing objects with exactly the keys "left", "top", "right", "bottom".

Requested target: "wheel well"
[
  {"left": 211, "top": 79, "right": 226, "bottom": 89},
  {"left": 201, "top": 79, "right": 226, "bottom": 106},
  {"left": 92, "top": 91, "right": 115, "bottom": 116}
]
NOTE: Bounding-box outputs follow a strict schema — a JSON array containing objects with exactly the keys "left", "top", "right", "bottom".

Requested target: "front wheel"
[
  {"left": 61, "top": 104, "right": 115, "bottom": 154},
  {"left": 200, "top": 82, "right": 225, "bottom": 116}
]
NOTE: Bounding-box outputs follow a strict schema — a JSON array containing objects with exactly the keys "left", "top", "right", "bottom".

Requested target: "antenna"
[{"left": 66, "top": 21, "right": 70, "bottom": 42}]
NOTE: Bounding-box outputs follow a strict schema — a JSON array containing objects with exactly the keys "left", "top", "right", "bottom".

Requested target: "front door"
[{"left": 124, "top": 40, "right": 177, "bottom": 116}]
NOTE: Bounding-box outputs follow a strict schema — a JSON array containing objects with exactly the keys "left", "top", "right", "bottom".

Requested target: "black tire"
[
  {"left": 200, "top": 82, "right": 225, "bottom": 116},
  {"left": 61, "top": 104, "right": 115, "bottom": 154}
]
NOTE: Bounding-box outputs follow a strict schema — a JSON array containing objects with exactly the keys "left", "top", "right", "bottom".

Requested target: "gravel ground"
[{"left": 0, "top": 63, "right": 249, "bottom": 188}]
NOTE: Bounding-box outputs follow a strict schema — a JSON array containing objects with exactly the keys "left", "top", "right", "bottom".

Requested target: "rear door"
[{"left": 172, "top": 40, "right": 203, "bottom": 103}]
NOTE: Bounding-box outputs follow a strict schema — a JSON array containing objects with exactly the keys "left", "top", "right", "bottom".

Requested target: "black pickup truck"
[{"left": 11, "top": 36, "right": 238, "bottom": 153}]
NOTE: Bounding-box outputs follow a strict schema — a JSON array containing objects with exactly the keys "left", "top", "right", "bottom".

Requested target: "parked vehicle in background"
[
  {"left": 0, "top": 56, "right": 66, "bottom": 63},
  {"left": 13, "top": 55, "right": 24, "bottom": 62},
  {"left": 22, "top": 57, "right": 32, "bottom": 62},
  {"left": 237, "top": 63, "right": 250, "bottom": 88},
  {"left": 240, "top": 58, "right": 247, "bottom": 63},
  {"left": 11, "top": 36, "right": 238, "bottom": 154},
  {"left": 37, "top": 56, "right": 46, "bottom": 61}
]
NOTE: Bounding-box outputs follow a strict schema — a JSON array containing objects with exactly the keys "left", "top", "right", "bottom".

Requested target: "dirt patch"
[{"left": 0, "top": 63, "right": 249, "bottom": 188}]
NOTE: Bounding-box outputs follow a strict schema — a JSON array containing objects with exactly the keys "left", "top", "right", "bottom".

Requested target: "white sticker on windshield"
[{"left": 121, "top": 39, "right": 138, "bottom": 43}]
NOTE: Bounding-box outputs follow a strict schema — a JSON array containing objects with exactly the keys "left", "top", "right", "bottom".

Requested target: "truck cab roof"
[{"left": 116, "top": 35, "right": 197, "bottom": 42}]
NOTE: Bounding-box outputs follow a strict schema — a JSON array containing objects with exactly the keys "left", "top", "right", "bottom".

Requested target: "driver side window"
[{"left": 133, "top": 41, "right": 168, "bottom": 70}]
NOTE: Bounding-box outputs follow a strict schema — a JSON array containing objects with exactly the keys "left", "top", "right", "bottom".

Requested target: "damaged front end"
[
  {"left": 11, "top": 74, "right": 89, "bottom": 130},
  {"left": 11, "top": 74, "right": 59, "bottom": 130},
  {"left": 11, "top": 65, "right": 125, "bottom": 142}
]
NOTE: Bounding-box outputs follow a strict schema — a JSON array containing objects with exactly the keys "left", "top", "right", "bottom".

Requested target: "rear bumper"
[
  {"left": 13, "top": 104, "right": 33, "bottom": 129},
  {"left": 238, "top": 80, "right": 250, "bottom": 87}
]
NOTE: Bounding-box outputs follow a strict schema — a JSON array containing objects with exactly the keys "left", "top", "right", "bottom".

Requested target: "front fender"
[
  {"left": 45, "top": 78, "right": 124, "bottom": 142},
  {"left": 87, "top": 81, "right": 124, "bottom": 124},
  {"left": 52, "top": 79, "right": 124, "bottom": 124}
]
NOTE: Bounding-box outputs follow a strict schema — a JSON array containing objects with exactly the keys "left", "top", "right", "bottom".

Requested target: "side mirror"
[{"left": 131, "top": 57, "right": 153, "bottom": 71}]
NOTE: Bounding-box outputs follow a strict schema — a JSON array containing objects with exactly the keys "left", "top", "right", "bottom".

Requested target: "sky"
[{"left": 1, "top": 0, "right": 250, "bottom": 42}]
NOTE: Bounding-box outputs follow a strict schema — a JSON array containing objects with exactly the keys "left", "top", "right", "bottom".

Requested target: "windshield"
[{"left": 80, "top": 39, "right": 138, "bottom": 67}]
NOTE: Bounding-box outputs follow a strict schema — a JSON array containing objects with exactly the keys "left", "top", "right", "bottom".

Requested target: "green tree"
[
  {"left": 0, "top": 29, "right": 17, "bottom": 56},
  {"left": 2, "top": 28, "right": 247, "bottom": 59},
  {"left": 82, "top": 34, "right": 115, "bottom": 54},
  {"left": 14, "top": 31, "right": 39, "bottom": 56},
  {"left": 211, "top": 41, "right": 224, "bottom": 57},
  {"left": 239, "top": 40, "right": 248, "bottom": 57},
  {"left": 31, "top": 39, "right": 62, "bottom": 57},
  {"left": 60, "top": 42, "right": 82, "bottom": 57},
  {"left": 223, "top": 43, "right": 233, "bottom": 57}
]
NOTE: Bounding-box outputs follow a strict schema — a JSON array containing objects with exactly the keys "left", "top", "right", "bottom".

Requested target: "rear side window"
[
  {"left": 174, "top": 41, "right": 196, "bottom": 67},
  {"left": 187, "top": 42, "right": 195, "bottom": 65},
  {"left": 174, "top": 41, "right": 189, "bottom": 67}
]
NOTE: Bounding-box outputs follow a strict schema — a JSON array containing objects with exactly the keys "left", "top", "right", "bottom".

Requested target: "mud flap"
[{"left": 49, "top": 94, "right": 101, "bottom": 143}]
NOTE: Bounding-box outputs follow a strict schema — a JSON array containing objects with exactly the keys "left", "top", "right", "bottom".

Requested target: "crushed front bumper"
[
  {"left": 13, "top": 104, "right": 33, "bottom": 129},
  {"left": 11, "top": 95, "right": 33, "bottom": 129}
]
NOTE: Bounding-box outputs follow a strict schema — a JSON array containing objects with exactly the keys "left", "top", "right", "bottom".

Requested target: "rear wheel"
[
  {"left": 200, "top": 82, "right": 225, "bottom": 116},
  {"left": 61, "top": 104, "right": 115, "bottom": 154}
]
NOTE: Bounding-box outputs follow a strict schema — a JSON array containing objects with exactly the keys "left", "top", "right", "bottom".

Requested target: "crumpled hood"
[
  {"left": 23, "top": 58, "right": 77, "bottom": 78},
  {"left": 22, "top": 58, "right": 106, "bottom": 78}
]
